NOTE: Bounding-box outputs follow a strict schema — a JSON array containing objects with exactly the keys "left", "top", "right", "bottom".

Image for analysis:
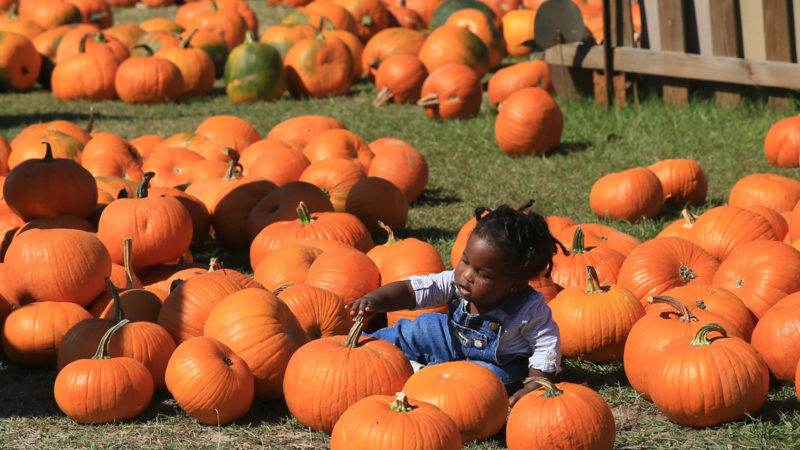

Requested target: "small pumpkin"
[
  {"left": 284, "top": 33, "right": 353, "bottom": 98},
  {"left": 495, "top": 87, "right": 563, "bottom": 157},
  {"left": 114, "top": 44, "right": 184, "bottom": 104},
  {"left": 372, "top": 53, "right": 427, "bottom": 106},
  {"left": 764, "top": 115, "right": 800, "bottom": 168},
  {"left": 54, "top": 319, "right": 154, "bottom": 424},
  {"left": 589, "top": 167, "right": 663, "bottom": 222},
  {"left": 417, "top": 63, "right": 482, "bottom": 120},
  {"left": 224, "top": 30, "right": 286, "bottom": 103}
]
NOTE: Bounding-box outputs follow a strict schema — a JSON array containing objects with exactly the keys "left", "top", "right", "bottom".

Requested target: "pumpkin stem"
[
  {"left": 678, "top": 263, "right": 697, "bottom": 284},
  {"left": 106, "top": 277, "right": 127, "bottom": 324},
  {"left": 680, "top": 208, "right": 698, "bottom": 226},
  {"left": 221, "top": 153, "right": 243, "bottom": 180},
  {"left": 137, "top": 172, "right": 156, "bottom": 198},
  {"left": 647, "top": 295, "right": 698, "bottom": 322},
  {"left": 133, "top": 44, "right": 155, "bottom": 56},
  {"left": 695, "top": 300, "right": 708, "bottom": 310},
  {"left": 417, "top": 93, "right": 439, "bottom": 108},
  {"left": 181, "top": 28, "right": 199, "bottom": 48},
  {"left": 244, "top": 29, "right": 256, "bottom": 44},
  {"left": 94, "top": 31, "right": 109, "bottom": 44},
  {"left": 361, "top": 14, "right": 374, "bottom": 27},
  {"left": 343, "top": 314, "right": 365, "bottom": 348},
  {"left": 208, "top": 257, "right": 222, "bottom": 272},
  {"left": 40, "top": 141, "right": 55, "bottom": 161},
  {"left": 378, "top": 220, "right": 398, "bottom": 245},
  {"left": 296, "top": 201, "right": 315, "bottom": 225},
  {"left": 86, "top": 106, "right": 96, "bottom": 133},
  {"left": 122, "top": 237, "right": 140, "bottom": 289},
  {"left": 79, "top": 32, "right": 94, "bottom": 54},
  {"left": 584, "top": 266, "right": 603, "bottom": 293},
  {"left": 209, "top": 0, "right": 219, "bottom": 11},
  {"left": 571, "top": 226, "right": 587, "bottom": 254},
  {"left": 91, "top": 316, "right": 130, "bottom": 360},
  {"left": 522, "top": 376, "right": 562, "bottom": 398},
  {"left": 273, "top": 284, "right": 294, "bottom": 296},
  {"left": 690, "top": 323, "right": 727, "bottom": 346},
  {"left": 373, "top": 87, "right": 394, "bottom": 107},
  {"left": 389, "top": 392, "right": 415, "bottom": 412}
]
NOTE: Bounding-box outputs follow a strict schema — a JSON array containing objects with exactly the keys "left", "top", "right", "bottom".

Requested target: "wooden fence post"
[
  {"left": 658, "top": 0, "right": 689, "bottom": 106},
  {"left": 695, "top": 0, "right": 741, "bottom": 106},
  {"left": 741, "top": 0, "right": 795, "bottom": 108}
]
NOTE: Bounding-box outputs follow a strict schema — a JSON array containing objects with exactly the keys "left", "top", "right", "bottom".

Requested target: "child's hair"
[{"left": 471, "top": 200, "right": 565, "bottom": 280}]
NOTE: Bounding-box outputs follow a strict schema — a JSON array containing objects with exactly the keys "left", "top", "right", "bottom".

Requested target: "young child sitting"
[{"left": 346, "top": 201, "right": 564, "bottom": 407}]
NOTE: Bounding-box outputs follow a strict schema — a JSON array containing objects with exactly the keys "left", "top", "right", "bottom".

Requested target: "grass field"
[{"left": 1, "top": 1, "right": 800, "bottom": 448}]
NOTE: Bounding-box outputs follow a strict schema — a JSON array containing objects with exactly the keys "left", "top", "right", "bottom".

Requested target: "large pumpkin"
[
  {"left": 165, "top": 336, "right": 254, "bottom": 425},
  {"left": 204, "top": 288, "right": 309, "bottom": 399},
  {"left": 506, "top": 377, "right": 615, "bottom": 450},
  {"left": 402, "top": 360, "right": 508, "bottom": 444},
  {"left": 648, "top": 323, "right": 769, "bottom": 427},
  {"left": 4, "top": 141, "right": 96, "bottom": 221},
  {"left": 283, "top": 316, "right": 413, "bottom": 433},
  {"left": 330, "top": 392, "right": 461, "bottom": 450},
  {"left": 283, "top": 34, "right": 353, "bottom": 98}
]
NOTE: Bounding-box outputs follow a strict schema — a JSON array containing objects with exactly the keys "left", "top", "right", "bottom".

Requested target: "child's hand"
[
  {"left": 508, "top": 381, "right": 540, "bottom": 408},
  {"left": 345, "top": 296, "right": 379, "bottom": 318}
]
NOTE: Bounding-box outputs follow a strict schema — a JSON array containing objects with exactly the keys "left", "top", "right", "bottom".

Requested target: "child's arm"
[
  {"left": 344, "top": 280, "right": 417, "bottom": 319},
  {"left": 508, "top": 368, "right": 556, "bottom": 407}
]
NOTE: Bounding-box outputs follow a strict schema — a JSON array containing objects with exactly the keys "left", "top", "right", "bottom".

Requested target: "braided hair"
[{"left": 471, "top": 200, "right": 566, "bottom": 280}]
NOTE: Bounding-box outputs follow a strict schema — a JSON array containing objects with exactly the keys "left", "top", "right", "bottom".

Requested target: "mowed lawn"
[{"left": 1, "top": 0, "right": 800, "bottom": 448}]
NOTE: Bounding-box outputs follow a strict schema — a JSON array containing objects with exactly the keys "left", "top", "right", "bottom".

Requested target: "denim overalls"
[{"left": 368, "top": 290, "right": 530, "bottom": 394}]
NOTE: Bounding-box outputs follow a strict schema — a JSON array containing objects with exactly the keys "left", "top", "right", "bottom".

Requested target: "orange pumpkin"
[
  {"left": 277, "top": 284, "right": 352, "bottom": 339},
  {"left": 495, "top": 87, "right": 563, "bottom": 157},
  {"left": 647, "top": 158, "right": 708, "bottom": 207},
  {"left": 114, "top": 45, "right": 184, "bottom": 104},
  {"left": 418, "top": 63, "right": 482, "bottom": 120},
  {"left": 488, "top": 60, "right": 554, "bottom": 108},
  {"left": 246, "top": 181, "right": 333, "bottom": 240},
  {"left": 728, "top": 173, "right": 800, "bottom": 213},
  {"left": 284, "top": 34, "right": 353, "bottom": 98},
  {"left": 417, "top": 24, "right": 489, "bottom": 77},
  {"left": 589, "top": 167, "right": 663, "bottom": 222},
  {"left": 204, "top": 288, "right": 309, "bottom": 399},
  {"left": 373, "top": 53, "right": 427, "bottom": 106},
  {"left": 360, "top": 27, "right": 425, "bottom": 77},
  {"left": 750, "top": 291, "right": 800, "bottom": 383},
  {"left": 283, "top": 316, "right": 413, "bottom": 433},
  {"left": 764, "top": 115, "right": 800, "bottom": 168},
  {"left": 165, "top": 336, "right": 254, "bottom": 424},
  {"left": 266, "top": 114, "right": 345, "bottom": 149}
]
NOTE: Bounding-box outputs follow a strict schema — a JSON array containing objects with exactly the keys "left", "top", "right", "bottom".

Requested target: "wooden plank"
[
  {"left": 642, "top": 0, "right": 661, "bottom": 50},
  {"left": 658, "top": 0, "right": 688, "bottom": 106},
  {"left": 694, "top": 0, "right": 713, "bottom": 56},
  {"left": 708, "top": 0, "right": 741, "bottom": 106},
  {"left": 763, "top": 0, "right": 794, "bottom": 108},
  {"left": 795, "top": 0, "right": 800, "bottom": 62},
  {"left": 543, "top": 44, "right": 800, "bottom": 90},
  {"left": 740, "top": 1, "right": 767, "bottom": 60}
]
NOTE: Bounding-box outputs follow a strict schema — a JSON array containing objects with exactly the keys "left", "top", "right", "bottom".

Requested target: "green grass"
[{"left": 1, "top": 1, "right": 800, "bottom": 448}]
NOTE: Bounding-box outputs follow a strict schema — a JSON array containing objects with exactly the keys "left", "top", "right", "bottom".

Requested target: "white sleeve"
[
  {"left": 406, "top": 270, "right": 457, "bottom": 309},
  {"left": 523, "top": 300, "right": 562, "bottom": 373}
]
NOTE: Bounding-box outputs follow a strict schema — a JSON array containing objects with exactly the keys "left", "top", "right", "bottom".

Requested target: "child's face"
[{"left": 454, "top": 233, "right": 526, "bottom": 314}]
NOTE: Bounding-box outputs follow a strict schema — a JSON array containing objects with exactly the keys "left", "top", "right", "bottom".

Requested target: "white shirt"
[{"left": 407, "top": 270, "right": 562, "bottom": 373}]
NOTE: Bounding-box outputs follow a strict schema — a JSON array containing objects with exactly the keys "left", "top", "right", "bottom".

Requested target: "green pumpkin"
[
  {"left": 428, "top": 0, "right": 496, "bottom": 30},
  {"left": 224, "top": 31, "right": 287, "bottom": 103}
]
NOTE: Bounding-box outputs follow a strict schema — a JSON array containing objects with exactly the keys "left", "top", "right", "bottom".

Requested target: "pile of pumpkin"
[{"left": 0, "top": 113, "right": 619, "bottom": 448}]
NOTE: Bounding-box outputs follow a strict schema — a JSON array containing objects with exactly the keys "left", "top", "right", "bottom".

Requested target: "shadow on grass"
[
  {"left": 0, "top": 360, "right": 62, "bottom": 418},
  {"left": 412, "top": 186, "right": 461, "bottom": 207},
  {"left": 548, "top": 140, "right": 592, "bottom": 158},
  {"left": 400, "top": 226, "right": 458, "bottom": 245}
]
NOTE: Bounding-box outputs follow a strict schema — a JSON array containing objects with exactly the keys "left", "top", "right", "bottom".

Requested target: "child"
[{"left": 346, "top": 201, "right": 565, "bottom": 407}]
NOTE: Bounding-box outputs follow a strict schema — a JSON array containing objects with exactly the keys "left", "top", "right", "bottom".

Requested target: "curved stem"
[
  {"left": 181, "top": 28, "right": 199, "bottom": 48},
  {"left": 522, "top": 376, "right": 562, "bottom": 397},
  {"left": 122, "top": 237, "right": 139, "bottom": 289},
  {"left": 377, "top": 220, "right": 397, "bottom": 245},
  {"left": 137, "top": 172, "right": 155, "bottom": 198},
  {"left": 86, "top": 106, "right": 96, "bottom": 133},
  {"left": 207, "top": 257, "right": 221, "bottom": 272},
  {"left": 40, "top": 141, "right": 54, "bottom": 161},
  {"left": 690, "top": 323, "right": 727, "bottom": 346},
  {"left": 647, "top": 295, "right": 698, "bottom": 322},
  {"left": 416, "top": 93, "right": 439, "bottom": 107},
  {"left": 244, "top": 29, "right": 256, "bottom": 44},
  {"left": 680, "top": 208, "right": 698, "bottom": 226},
  {"left": 273, "top": 284, "right": 294, "bottom": 296},
  {"left": 79, "top": 32, "right": 94, "bottom": 54},
  {"left": 373, "top": 86, "right": 394, "bottom": 107},
  {"left": 106, "top": 277, "right": 127, "bottom": 323},
  {"left": 133, "top": 44, "right": 155, "bottom": 56},
  {"left": 343, "top": 315, "right": 365, "bottom": 348},
  {"left": 91, "top": 316, "right": 130, "bottom": 360}
]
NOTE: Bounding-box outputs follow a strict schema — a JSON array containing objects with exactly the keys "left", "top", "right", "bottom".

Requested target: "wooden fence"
[{"left": 543, "top": 0, "right": 800, "bottom": 107}]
